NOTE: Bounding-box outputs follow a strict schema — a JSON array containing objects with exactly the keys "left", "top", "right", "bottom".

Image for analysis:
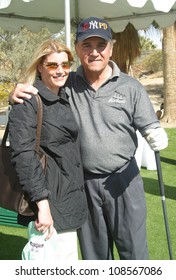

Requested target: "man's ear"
[
  {"left": 110, "top": 45, "right": 113, "bottom": 58},
  {"left": 75, "top": 43, "right": 80, "bottom": 57},
  {"left": 109, "top": 40, "right": 114, "bottom": 58}
]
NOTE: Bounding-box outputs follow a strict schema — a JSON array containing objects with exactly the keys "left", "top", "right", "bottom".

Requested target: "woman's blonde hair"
[{"left": 19, "top": 38, "right": 74, "bottom": 84}]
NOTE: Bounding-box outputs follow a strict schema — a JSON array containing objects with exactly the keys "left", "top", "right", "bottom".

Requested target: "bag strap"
[
  {"left": 1, "top": 122, "right": 9, "bottom": 146},
  {"left": 1, "top": 94, "right": 43, "bottom": 152},
  {"left": 35, "top": 94, "right": 43, "bottom": 153}
]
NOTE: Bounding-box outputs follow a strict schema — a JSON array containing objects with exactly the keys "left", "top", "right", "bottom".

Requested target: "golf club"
[{"left": 155, "top": 151, "right": 173, "bottom": 260}]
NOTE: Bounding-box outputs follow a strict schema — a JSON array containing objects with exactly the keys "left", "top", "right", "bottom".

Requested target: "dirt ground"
[
  {"left": 140, "top": 73, "right": 176, "bottom": 128},
  {"left": 139, "top": 74, "right": 164, "bottom": 112}
]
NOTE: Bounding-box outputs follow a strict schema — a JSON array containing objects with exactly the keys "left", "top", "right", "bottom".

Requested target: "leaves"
[{"left": 0, "top": 26, "right": 54, "bottom": 82}]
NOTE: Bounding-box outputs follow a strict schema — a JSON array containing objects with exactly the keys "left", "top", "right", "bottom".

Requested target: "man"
[{"left": 10, "top": 17, "right": 168, "bottom": 260}]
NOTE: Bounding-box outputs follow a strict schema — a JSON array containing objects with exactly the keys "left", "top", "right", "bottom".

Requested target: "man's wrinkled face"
[{"left": 75, "top": 37, "right": 113, "bottom": 73}]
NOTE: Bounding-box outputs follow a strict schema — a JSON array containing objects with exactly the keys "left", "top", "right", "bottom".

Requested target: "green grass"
[
  {"left": 141, "top": 128, "right": 176, "bottom": 260},
  {"left": 0, "top": 128, "right": 175, "bottom": 260},
  {"left": 0, "top": 225, "right": 27, "bottom": 260}
]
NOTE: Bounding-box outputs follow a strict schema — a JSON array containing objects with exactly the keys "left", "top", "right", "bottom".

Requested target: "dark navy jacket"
[{"left": 9, "top": 78, "right": 87, "bottom": 232}]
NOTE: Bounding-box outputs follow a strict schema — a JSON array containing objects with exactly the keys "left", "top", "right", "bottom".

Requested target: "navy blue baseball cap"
[{"left": 76, "top": 17, "right": 112, "bottom": 42}]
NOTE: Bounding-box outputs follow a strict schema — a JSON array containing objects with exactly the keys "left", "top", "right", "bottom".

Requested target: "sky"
[
  {"left": 144, "top": 32, "right": 162, "bottom": 49},
  {"left": 139, "top": 27, "right": 162, "bottom": 49}
]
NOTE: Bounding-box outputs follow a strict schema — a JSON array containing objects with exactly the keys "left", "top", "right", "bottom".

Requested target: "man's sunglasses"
[{"left": 43, "top": 61, "right": 73, "bottom": 70}]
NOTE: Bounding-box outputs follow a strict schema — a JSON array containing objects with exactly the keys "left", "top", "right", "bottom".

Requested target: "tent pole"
[{"left": 64, "top": 0, "right": 71, "bottom": 49}]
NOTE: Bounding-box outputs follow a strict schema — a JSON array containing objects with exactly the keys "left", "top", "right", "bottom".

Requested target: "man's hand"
[
  {"left": 9, "top": 83, "right": 38, "bottom": 104},
  {"left": 145, "top": 127, "right": 168, "bottom": 151}
]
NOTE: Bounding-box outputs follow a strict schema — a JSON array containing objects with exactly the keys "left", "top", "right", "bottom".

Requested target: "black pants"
[{"left": 78, "top": 158, "right": 149, "bottom": 260}]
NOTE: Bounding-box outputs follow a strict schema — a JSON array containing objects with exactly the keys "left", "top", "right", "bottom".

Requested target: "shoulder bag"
[{"left": 0, "top": 94, "right": 47, "bottom": 216}]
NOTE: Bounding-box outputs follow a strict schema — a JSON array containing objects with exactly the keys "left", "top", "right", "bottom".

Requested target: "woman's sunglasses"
[{"left": 43, "top": 61, "right": 72, "bottom": 71}]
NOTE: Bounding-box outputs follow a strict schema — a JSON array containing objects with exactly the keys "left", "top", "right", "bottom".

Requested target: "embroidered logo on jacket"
[{"left": 108, "top": 92, "right": 125, "bottom": 104}]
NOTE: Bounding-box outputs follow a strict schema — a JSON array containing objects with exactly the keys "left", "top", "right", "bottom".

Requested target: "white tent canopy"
[{"left": 0, "top": 0, "right": 176, "bottom": 47}]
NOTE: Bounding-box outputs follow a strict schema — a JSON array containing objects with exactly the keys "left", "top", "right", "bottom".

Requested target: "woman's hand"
[
  {"left": 35, "top": 199, "right": 55, "bottom": 240},
  {"left": 9, "top": 83, "right": 38, "bottom": 104}
]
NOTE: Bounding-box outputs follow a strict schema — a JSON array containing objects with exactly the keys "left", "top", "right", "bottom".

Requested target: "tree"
[
  {"left": 0, "top": 26, "right": 53, "bottom": 83},
  {"left": 162, "top": 22, "right": 176, "bottom": 125},
  {"left": 111, "top": 22, "right": 176, "bottom": 127},
  {"left": 111, "top": 24, "right": 158, "bottom": 74},
  {"left": 139, "top": 35, "right": 157, "bottom": 50},
  {"left": 111, "top": 23, "right": 141, "bottom": 73}
]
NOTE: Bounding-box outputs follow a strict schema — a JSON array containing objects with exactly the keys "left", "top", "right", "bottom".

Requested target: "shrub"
[
  {"left": 0, "top": 83, "right": 14, "bottom": 107},
  {"left": 142, "top": 50, "right": 163, "bottom": 73}
]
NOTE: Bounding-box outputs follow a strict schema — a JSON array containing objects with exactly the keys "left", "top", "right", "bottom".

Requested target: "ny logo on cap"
[{"left": 82, "top": 20, "right": 108, "bottom": 31}]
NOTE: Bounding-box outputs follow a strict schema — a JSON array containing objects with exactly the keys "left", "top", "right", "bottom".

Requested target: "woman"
[{"left": 8, "top": 39, "right": 87, "bottom": 260}]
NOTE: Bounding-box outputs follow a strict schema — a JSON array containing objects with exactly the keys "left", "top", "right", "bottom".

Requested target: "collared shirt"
[{"left": 65, "top": 61, "right": 160, "bottom": 174}]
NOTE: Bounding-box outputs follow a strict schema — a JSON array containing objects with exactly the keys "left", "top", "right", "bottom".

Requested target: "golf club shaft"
[{"left": 155, "top": 151, "right": 173, "bottom": 260}]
